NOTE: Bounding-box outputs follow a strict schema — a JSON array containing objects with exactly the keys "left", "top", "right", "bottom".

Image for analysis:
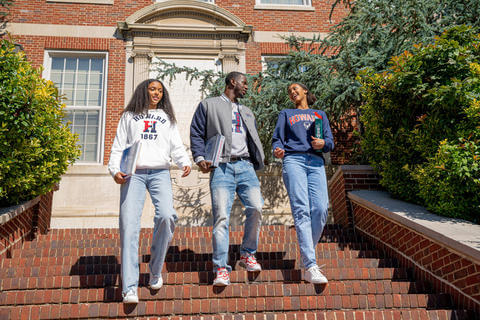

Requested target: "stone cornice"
[
  {"left": 117, "top": 22, "right": 251, "bottom": 36},
  {"left": 123, "top": 0, "right": 247, "bottom": 27}
]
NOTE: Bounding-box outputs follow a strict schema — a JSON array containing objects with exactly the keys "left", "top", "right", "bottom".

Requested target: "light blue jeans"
[
  {"left": 119, "top": 169, "right": 177, "bottom": 294},
  {"left": 210, "top": 159, "right": 263, "bottom": 272},
  {"left": 282, "top": 153, "right": 329, "bottom": 270}
]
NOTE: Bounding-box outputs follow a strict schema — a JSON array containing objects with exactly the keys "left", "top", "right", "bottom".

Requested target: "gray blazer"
[{"left": 190, "top": 95, "right": 265, "bottom": 170}]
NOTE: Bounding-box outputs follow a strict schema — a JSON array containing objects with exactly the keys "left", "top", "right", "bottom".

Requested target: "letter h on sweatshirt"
[{"left": 143, "top": 120, "right": 157, "bottom": 133}]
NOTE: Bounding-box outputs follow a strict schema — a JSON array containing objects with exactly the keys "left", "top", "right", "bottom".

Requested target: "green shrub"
[
  {"left": 414, "top": 139, "right": 480, "bottom": 222},
  {"left": 0, "top": 39, "right": 81, "bottom": 207},
  {"left": 414, "top": 73, "right": 480, "bottom": 222},
  {"left": 359, "top": 26, "right": 480, "bottom": 222}
]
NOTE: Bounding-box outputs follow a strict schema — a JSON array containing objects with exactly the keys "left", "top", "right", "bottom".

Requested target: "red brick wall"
[
  {"left": 0, "top": 202, "right": 36, "bottom": 259},
  {"left": 10, "top": 0, "right": 348, "bottom": 31},
  {"left": 246, "top": 41, "right": 262, "bottom": 74},
  {"left": 330, "top": 165, "right": 480, "bottom": 314},
  {"left": 10, "top": 0, "right": 153, "bottom": 26},
  {"left": 36, "top": 191, "right": 54, "bottom": 235},
  {"left": 223, "top": 0, "right": 348, "bottom": 32},
  {"left": 351, "top": 202, "right": 480, "bottom": 315},
  {"left": 328, "top": 165, "right": 382, "bottom": 227},
  {"left": 330, "top": 111, "right": 360, "bottom": 165},
  {"left": 7, "top": 35, "right": 45, "bottom": 67},
  {"left": 0, "top": 191, "right": 54, "bottom": 259}
]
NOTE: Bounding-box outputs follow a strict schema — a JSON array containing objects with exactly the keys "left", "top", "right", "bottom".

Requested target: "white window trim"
[
  {"left": 43, "top": 50, "right": 109, "bottom": 165},
  {"left": 261, "top": 55, "right": 287, "bottom": 71},
  {"left": 262, "top": 54, "right": 309, "bottom": 73},
  {"left": 46, "top": 0, "right": 113, "bottom": 4},
  {"left": 254, "top": 0, "right": 314, "bottom": 11}
]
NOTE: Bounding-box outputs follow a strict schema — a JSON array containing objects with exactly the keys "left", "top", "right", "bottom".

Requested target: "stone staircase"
[{"left": 0, "top": 225, "right": 474, "bottom": 319}]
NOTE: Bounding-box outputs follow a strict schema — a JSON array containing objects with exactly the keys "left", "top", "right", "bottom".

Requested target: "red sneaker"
[
  {"left": 239, "top": 254, "right": 262, "bottom": 272},
  {"left": 213, "top": 267, "right": 230, "bottom": 286}
]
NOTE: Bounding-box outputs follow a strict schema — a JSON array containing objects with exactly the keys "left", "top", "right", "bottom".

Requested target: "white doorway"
[{"left": 150, "top": 58, "right": 221, "bottom": 149}]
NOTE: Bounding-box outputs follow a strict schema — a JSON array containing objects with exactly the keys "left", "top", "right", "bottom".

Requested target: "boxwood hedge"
[
  {"left": 0, "top": 39, "right": 80, "bottom": 207},
  {"left": 359, "top": 26, "right": 479, "bottom": 223}
]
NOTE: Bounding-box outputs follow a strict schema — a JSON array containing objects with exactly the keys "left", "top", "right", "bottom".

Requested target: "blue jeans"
[
  {"left": 282, "top": 153, "right": 329, "bottom": 269},
  {"left": 210, "top": 159, "right": 263, "bottom": 272},
  {"left": 119, "top": 169, "right": 177, "bottom": 294}
]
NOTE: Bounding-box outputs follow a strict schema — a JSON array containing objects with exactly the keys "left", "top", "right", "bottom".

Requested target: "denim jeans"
[
  {"left": 119, "top": 169, "right": 177, "bottom": 294},
  {"left": 282, "top": 153, "right": 329, "bottom": 269},
  {"left": 210, "top": 159, "right": 263, "bottom": 272}
]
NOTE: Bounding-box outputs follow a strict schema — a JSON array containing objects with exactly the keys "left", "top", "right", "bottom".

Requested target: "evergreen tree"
[
  {"left": 297, "top": 0, "right": 480, "bottom": 121},
  {"left": 0, "top": 0, "right": 13, "bottom": 35},
  {"left": 152, "top": 0, "right": 480, "bottom": 163}
]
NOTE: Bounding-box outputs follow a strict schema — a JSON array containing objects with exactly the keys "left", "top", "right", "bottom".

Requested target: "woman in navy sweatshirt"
[{"left": 272, "top": 83, "right": 334, "bottom": 284}]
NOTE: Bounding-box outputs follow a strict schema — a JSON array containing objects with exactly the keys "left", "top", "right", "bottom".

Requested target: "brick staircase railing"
[
  {"left": 0, "top": 191, "right": 53, "bottom": 259},
  {"left": 329, "top": 165, "right": 480, "bottom": 318},
  {"left": 329, "top": 165, "right": 382, "bottom": 228},
  {"left": 0, "top": 225, "right": 474, "bottom": 319}
]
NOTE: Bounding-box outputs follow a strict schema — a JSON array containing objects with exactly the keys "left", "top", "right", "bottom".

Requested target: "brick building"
[{"left": 7, "top": 0, "right": 348, "bottom": 227}]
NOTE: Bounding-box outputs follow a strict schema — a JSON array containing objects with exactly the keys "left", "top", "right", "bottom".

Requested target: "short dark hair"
[{"left": 225, "top": 71, "right": 245, "bottom": 87}]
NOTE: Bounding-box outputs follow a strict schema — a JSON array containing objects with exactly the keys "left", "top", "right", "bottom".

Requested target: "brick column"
[
  {"left": 349, "top": 191, "right": 480, "bottom": 315},
  {"left": 328, "top": 165, "right": 381, "bottom": 228},
  {"left": 35, "top": 191, "right": 54, "bottom": 234},
  {"left": 0, "top": 190, "right": 54, "bottom": 258}
]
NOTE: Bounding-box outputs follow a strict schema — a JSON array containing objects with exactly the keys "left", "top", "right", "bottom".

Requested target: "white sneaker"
[
  {"left": 213, "top": 267, "right": 230, "bottom": 286},
  {"left": 305, "top": 265, "right": 328, "bottom": 284},
  {"left": 239, "top": 254, "right": 262, "bottom": 272},
  {"left": 122, "top": 289, "right": 139, "bottom": 304},
  {"left": 149, "top": 273, "right": 163, "bottom": 290}
]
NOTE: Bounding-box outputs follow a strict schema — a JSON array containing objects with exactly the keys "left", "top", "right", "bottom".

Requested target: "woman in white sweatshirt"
[{"left": 108, "top": 79, "right": 191, "bottom": 304}]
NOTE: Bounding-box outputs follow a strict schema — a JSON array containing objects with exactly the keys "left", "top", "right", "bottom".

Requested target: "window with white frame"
[
  {"left": 262, "top": 55, "right": 308, "bottom": 73},
  {"left": 44, "top": 51, "right": 107, "bottom": 163},
  {"left": 257, "top": 0, "right": 311, "bottom": 5},
  {"left": 262, "top": 55, "right": 287, "bottom": 71}
]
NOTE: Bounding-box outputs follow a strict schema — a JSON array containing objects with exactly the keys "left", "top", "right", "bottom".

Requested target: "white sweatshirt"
[{"left": 108, "top": 109, "right": 191, "bottom": 177}]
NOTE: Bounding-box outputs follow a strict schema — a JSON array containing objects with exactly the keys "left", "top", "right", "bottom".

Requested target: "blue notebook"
[
  {"left": 205, "top": 134, "right": 225, "bottom": 168},
  {"left": 120, "top": 140, "right": 142, "bottom": 176}
]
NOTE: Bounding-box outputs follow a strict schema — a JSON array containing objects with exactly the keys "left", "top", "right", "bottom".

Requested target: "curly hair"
[{"left": 124, "top": 79, "right": 176, "bottom": 124}]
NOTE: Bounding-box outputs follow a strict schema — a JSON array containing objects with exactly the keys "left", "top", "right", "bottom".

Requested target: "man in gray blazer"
[{"left": 190, "top": 71, "right": 264, "bottom": 286}]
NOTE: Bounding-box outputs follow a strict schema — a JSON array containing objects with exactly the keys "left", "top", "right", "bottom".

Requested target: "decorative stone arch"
[{"left": 117, "top": 0, "right": 252, "bottom": 100}]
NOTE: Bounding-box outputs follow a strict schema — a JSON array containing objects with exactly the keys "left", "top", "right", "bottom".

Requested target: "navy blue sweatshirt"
[{"left": 272, "top": 108, "right": 334, "bottom": 156}]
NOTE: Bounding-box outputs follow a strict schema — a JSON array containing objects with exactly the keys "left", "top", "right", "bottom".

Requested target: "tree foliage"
[
  {"left": 0, "top": 0, "right": 13, "bottom": 35},
  {"left": 151, "top": 0, "right": 480, "bottom": 163},
  {"left": 0, "top": 0, "right": 12, "bottom": 20},
  {"left": 286, "top": 0, "right": 480, "bottom": 120},
  {"left": 359, "top": 26, "right": 480, "bottom": 223},
  {"left": 0, "top": 39, "right": 81, "bottom": 207}
]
